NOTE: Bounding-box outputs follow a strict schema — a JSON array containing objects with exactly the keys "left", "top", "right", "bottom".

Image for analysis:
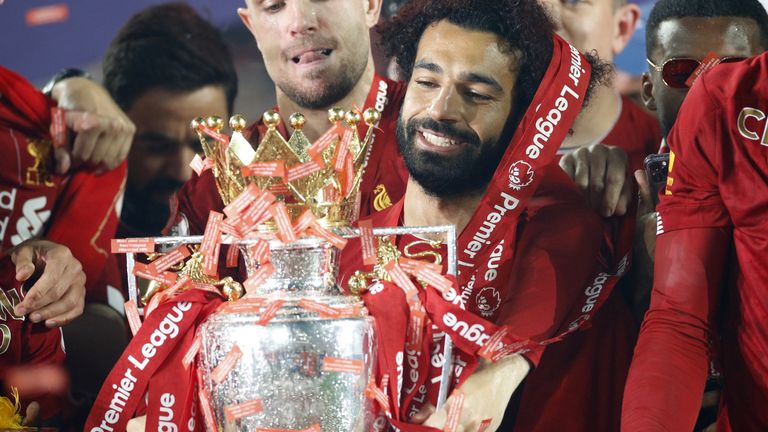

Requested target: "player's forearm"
[
  {"left": 621, "top": 228, "right": 729, "bottom": 431},
  {"left": 621, "top": 307, "right": 711, "bottom": 431}
]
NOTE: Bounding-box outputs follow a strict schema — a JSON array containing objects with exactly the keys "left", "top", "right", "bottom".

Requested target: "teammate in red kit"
[
  {"left": 170, "top": 0, "right": 408, "bottom": 236},
  {"left": 630, "top": 1, "right": 768, "bottom": 429},
  {"left": 622, "top": 51, "right": 768, "bottom": 431},
  {"left": 336, "top": 1, "right": 615, "bottom": 429},
  {"left": 0, "top": 66, "right": 121, "bottom": 422},
  {"left": 543, "top": 0, "right": 660, "bottom": 211}
]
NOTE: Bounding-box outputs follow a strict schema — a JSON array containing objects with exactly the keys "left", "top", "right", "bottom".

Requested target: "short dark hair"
[
  {"left": 103, "top": 3, "right": 238, "bottom": 113},
  {"left": 379, "top": 0, "right": 611, "bottom": 126},
  {"left": 645, "top": 0, "right": 768, "bottom": 56}
]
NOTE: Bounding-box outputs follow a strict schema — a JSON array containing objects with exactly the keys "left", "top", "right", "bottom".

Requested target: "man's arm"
[{"left": 622, "top": 227, "right": 729, "bottom": 431}]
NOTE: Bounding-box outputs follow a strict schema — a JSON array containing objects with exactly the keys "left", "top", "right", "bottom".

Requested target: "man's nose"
[
  {"left": 166, "top": 146, "right": 195, "bottom": 183},
  {"left": 287, "top": 0, "right": 319, "bottom": 37},
  {"left": 426, "top": 87, "right": 463, "bottom": 123}
]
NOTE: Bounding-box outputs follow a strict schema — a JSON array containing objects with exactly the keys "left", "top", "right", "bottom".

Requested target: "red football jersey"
[
  {"left": 338, "top": 163, "right": 605, "bottom": 367},
  {"left": 169, "top": 74, "right": 408, "bottom": 235},
  {"left": 512, "top": 96, "right": 660, "bottom": 431},
  {"left": 0, "top": 68, "right": 69, "bottom": 416},
  {"left": 0, "top": 66, "right": 126, "bottom": 302},
  {"left": 623, "top": 53, "right": 768, "bottom": 431},
  {"left": 558, "top": 95, "right": 661, "bottom": 171}
]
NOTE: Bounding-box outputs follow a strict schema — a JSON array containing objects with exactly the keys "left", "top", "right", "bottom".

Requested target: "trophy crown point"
[
  {"left": 263, "top": 110, "right": 281, "bottom": 128},
  {"left": 189, "top": 117, "right": 205, "bottom": 132},
  {"left": 229, "top": 114, "right": 247, "bottom": 132},
  {"left": 206, "top": 116, "right": 225, "bottom": 131},
  {"left": 289, "top": 113, "right": 306, "bottom": 130},
  {"left": 328, "top": 107, "right": 345, "bottom": 123},
  {"left": 363, "top": 108, "right": 381, "bottom": 126},
  {"left": 345, "top": 110, "right": 361, "bottom": 126},
  {"left": 191, "top": 117, "right": 206, "bottom": 132}
]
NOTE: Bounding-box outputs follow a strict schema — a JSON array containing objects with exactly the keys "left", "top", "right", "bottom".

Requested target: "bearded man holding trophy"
[{"left": 86, "top": 1, "right": 629, "bottom": 431}]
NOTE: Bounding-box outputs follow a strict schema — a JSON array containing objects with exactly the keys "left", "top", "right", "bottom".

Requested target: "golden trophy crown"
[{"left": 191, "top": 107, "right": 381, "bottom": 230}]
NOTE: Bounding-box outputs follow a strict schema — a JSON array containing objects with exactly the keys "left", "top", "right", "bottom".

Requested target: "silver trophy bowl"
[{"left": 197, "top": 237, "right": 377, "bottom": 431}]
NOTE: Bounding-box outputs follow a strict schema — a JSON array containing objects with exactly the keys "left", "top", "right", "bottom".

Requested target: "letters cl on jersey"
[{"left": 737, "top": 107, "right": 768, "bottom": 146}]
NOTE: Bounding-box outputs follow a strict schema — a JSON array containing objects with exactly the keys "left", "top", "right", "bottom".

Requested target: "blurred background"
[{"left": 1, "top": 0, "right": 767, "bottom": 118}]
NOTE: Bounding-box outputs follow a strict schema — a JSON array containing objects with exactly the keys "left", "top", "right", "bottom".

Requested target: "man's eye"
[
  {"left": 467, "top": 91, "right": 493, "bottom": 102},
  {"left": 415, "top": 80, "right": 438, "bottom": 88},
  {"left": 563, "top": 0, "right": 585, "bottom": 6},
  {"left": 263, "top": 1, "right": 285, "bottom": 13}
]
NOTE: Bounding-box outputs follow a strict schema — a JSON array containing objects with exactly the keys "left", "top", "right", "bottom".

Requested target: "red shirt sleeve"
[
  {"left": 622, "top": 77, "right": 729, "bottom": 431},
  {"left": 44, "top": 162, "right": 127, "bottom": 296},
  {"left": 655, "top": 79, "right": 730, "bottom": 234}
]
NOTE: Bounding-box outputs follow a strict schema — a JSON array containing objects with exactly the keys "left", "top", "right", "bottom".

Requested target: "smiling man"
[{"left": 335, "top": 0, "right": 615, "bottom": 429}]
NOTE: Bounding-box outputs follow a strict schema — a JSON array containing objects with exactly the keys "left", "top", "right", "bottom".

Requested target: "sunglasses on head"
[{"left": 646, "top": 57, "right": 746, "bottom": 89}]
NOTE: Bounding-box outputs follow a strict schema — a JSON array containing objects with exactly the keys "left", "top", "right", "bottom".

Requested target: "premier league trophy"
[
  {"left": 123, "top": 108, "right": 455, "bottom": 431},
  {"left": 192, "top": 109, "right": 380, "bottom": 431}
]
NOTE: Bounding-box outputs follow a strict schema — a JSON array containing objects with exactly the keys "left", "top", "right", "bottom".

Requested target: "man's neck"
[
  {"left": 275, "top": 55, "right": 377, "bottom": 143},
  {"left": 562, "top": 84, "right": 621, "bottom": 148},
  {"left": 402, "top": 178, "right": 483, "bottom": 235}
]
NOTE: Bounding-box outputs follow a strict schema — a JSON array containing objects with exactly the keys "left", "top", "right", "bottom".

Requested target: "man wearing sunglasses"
[
  {"left": 641, "top": 0, "right": 768, "bottom": 139},
  {"left": 622, "top": 1, "right": 768, "bottom": 430},
  {"left": 622, "top": 11, "right": 768, "bottom": 432}
]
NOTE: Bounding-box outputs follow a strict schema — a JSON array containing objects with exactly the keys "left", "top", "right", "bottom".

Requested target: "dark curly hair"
[
  {"left": 103, "top": 3, "right": 238, "bottom": 113},
  {"left": 378, "top": 0, "right": 611, "bottom": 126}
]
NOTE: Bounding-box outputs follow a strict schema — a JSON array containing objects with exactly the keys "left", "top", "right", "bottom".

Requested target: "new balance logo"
[{"left": 10, "top": 196, "right": 51, "bottom": 245}]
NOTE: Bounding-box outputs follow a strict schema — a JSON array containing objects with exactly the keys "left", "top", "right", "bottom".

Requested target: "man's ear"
[
  {"left": 612, "top": 3, "right": 641, "bottom": 56},
  {"left": 641, "top": 72, "right": 657, "bottom": 112},
  {"left": 364, "top": 0, "right": 383, "bottom": 28},
  {"left": 238, "top": 6, "right": 261, "bottom": 50}
]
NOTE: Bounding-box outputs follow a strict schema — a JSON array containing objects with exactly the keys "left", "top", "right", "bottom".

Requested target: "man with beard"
[
  {"left": 168, "top": 0, "right": 625, "bottom": 249},
  {"left": 94, "top": 3, "right": 237, "bottom": 308},
  {"left": 169, "top": 0, "right": 409, "bottom": 235},
  {"left": 336, "top": 0, "right": 615, "bottom": 429},
  {"left": 63, "top": 6, "right": 237, "bottom": 426},
  {"left": 105, "top": 3, "right": 237, "bottom": 241},
  {"left": 622, "top": 51, "right": 768, "bottom": 432}
]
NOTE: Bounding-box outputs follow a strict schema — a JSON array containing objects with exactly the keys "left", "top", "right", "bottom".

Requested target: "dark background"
[{"left": 4, "top": 0, "right": 757, "bottom": 118}]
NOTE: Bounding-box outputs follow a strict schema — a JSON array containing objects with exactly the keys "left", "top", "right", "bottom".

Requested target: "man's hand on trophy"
[
  {"left": 127, "top": 415, "right": 146, "bottom": 432},
  {"left": 413, "top": 355, "right": 531, "bottom": 431},
  {"left": 10, "top": 239, "right": 86, "bottom": 327},
  {"left": 559, "top": 143, "right": 631, "bottom": 218},
  {"left": 50, "top": 77, "right": 135, "bottom": 174}
]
